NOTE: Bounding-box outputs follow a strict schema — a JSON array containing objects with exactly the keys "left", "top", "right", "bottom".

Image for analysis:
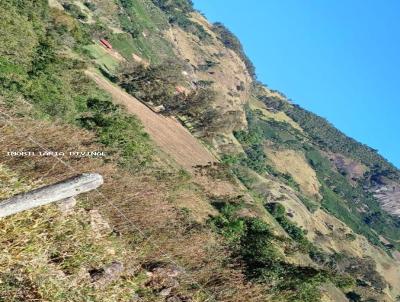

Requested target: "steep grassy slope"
[
  {"left": 1, "top": 0, "right": 400, "bottom": 301},
  {"left": 228, "top": 86, "right": 400, "bottom": 300}
]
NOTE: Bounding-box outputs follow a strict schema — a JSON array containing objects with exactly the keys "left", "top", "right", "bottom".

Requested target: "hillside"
[{"left": 1, "top": 1, "right": 400, "bottom": 301}]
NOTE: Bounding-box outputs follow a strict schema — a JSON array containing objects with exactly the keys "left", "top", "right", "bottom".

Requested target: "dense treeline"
[
  {"left": 117, "top": 61, "right": 220, "bottom": 132},
  {"left": 286, "top": 104, "right": 398, "bottom": 180},
  {"left": 212, "top": 22, "right": 256, "bottom": 78},
  {"left": 256, "top": 85, "right": 399, "bottom": 182},
  {"left": 151, "top": 0, "right": 210, "bottom": 40}
]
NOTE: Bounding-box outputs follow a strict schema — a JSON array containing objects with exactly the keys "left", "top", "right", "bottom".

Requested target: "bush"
[
  {"left": 212, "top": 22, "right": 256, "bottom": 78},
  {"left": 152, "top": 0, "right": 194, "bottom": 14},
  {"left": 118, "top": 13, "right": 141, "bottom": 38},
  {"left": 265, "top": 202, "right": 312, "bottom": 253},
  {"left": 118, "top": 61, "right": 182, "bottom": 104},
  {"left": 209, "top": 202, "right": 335, "bottom": 302},
  {"left": 0, "top": 2, "right": 152, "bottom": 172},
  {"left": 118, "top": 61, "right": 219, "bottom": 131},
  {"left": 209, "top": 202, "right": 245, "bottom": 243},
  {"left": 78, "top": 98, "right": 153, "bottom": 170},
  {"left": 151, "top": 0, "right": 211, "bottom": 41},
  {"left": 84, "top": 1, "right": 96, "bottom": 11},
  {"left": 346, "top": 291, "right": 362, "bottom": 302},
  {"left": 63, "top": 3, "right": 87, "bottom": 21}
]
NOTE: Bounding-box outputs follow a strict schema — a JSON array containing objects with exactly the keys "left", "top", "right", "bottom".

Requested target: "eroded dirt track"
[{"left": 86, "top": 70, "right": 217, "bottom": 171}]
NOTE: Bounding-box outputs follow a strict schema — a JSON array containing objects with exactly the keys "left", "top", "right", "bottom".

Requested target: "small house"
[{"left": 100, "top": 39, "right": 112, "bottom": 49}]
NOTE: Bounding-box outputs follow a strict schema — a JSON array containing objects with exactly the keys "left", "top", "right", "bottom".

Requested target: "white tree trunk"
[{"left": 0, "top": 173, "right": 103, "bottom": 218}]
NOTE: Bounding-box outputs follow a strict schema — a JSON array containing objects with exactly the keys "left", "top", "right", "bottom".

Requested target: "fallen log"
[{"left": 0, "top": 173, "right": 103, "bottom": 218}]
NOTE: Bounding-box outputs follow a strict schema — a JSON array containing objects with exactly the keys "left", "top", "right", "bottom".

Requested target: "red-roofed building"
[{"left": 100, "top": 39, "right": 112, "bottom": 49}]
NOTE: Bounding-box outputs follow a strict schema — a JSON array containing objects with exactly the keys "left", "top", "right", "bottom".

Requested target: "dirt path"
[{"left": 86, "top": 70, "right": 217, "bottom": 171}]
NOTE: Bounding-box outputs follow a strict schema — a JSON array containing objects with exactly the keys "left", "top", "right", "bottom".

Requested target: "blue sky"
[{"left": 193, "top": 0, "right": 400, "bottom": 168}]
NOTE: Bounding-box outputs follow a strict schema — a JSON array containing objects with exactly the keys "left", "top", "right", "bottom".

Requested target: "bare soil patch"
[{"left": 86, "top": 70, "right": 217, "bottom": 172}]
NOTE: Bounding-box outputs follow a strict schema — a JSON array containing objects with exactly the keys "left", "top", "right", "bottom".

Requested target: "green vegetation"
[
  {"left": 233, "top": 107, "right": 302, "bottom": 191},
  {"left": 62, "top": 3, "right": 87, "bottom": 21},
  {"left": 265, "top": 202, "right": 313, "bottom": 253},
  {"left": 83, "top": 44, "right": 120, "bottom": 71},
  {"left": 212, "top": 22, "right": 256, "bottom": 78},
  {"left": 151, "top": 0, "right": 211, "bottom": 41},
  {"left": 298, "top": 195, "right": 320, "bottom": 213},
  {"left": 109, "top": 33, "right": 147, "bottom": 59},
  {"left": 0, "top": 1, "right": 152, "bottom": 171},
  {"left": 84, "top": 1, "right": 96, "bottom": 11},
  {"left": 209, "top": 199, "right": 386, "bottom": 300},
  {"left": 250, "top": 87, "right": 400, "bottom": 251},
  {"left": 120, "top": 0, "right": 169, "bottom": 32},
  {"left": 117, "top": 61, "right": 220, "bottom": 131},
  {"left": 255, "top": 86, "right": 399, "bottom": 181},
  {"left": 2, "top": 1, "right": 399, "bottom": 300},
  {"left": 209, "top": 200, "right": 353, "bottom": 302},
  {"left": 78, "top": 98, "right": 153, "bottom": 170},
  {"left": 285, "top": 103, "right": 398, "bottom": 182},
  {"left": 109, "top": 0, "right": 175, "bottom": 63},
  {"left": 305, "top": 146, "right": 400, "bottom": 250}
]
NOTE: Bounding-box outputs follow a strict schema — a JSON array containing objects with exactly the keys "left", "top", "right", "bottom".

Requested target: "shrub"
[
  {"left": 209, "top": 202, "right": 335, "bottom": 301},
  {"left": 152, "top": 0, "right": 194, "bottom": 14},
  {"left": 209, "top": 203, "right": 245, "bottom": 243},
  {"left": 118, "top": 61, "right": 218, "bottom": 131},
  {"left": 212, "top": 22, "right": 256, "bottom": 78},
  {"left": 118, "top": 13, "right": 141, "bottom": 38},
  {"left": 118, "top": 61, "right": 183, "bottom": 105},
  {"left": 84, "top": 1, "right": 96, "bottom": 11},
  {"left": 265, "top": 202, "right": 312, "bottom": 253},
  {"left": 63, "top": 3, "right": 87, "bottom": 21},
  {"left": 346, "top": 291, "right": 362, "bottom": 302},
  {"left": 151, "top": 0, "right": 211, "bottom": 41},
  {"left": 285, "top": 104, "right": 398, "bottom": 180},
  {"left": 78, "top": 98, "right": 153, "bottom": 170}
]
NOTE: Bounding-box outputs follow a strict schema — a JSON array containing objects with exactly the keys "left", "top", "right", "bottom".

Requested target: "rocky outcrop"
[{"left": 373, "top": 181, "right": 400, "bottom": 216}]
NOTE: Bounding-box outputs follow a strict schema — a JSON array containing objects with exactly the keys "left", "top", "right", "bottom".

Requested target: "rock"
[
  {"left": 287, "top": 212, "right": 294, "bottom": 218},
  {"left": 130, "top": 293, "right": 141, "bottom": 302},
  {"left": 143, "top": 262, "right": 182, "bottom": 293},
  {"left": 90, "top": 261, "right": 124, "bottom": 288},
  {"left": 159, "top": 287, "right": 172, "bottom": 296}
]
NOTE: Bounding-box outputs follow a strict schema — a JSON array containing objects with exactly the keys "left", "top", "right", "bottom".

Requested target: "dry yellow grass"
[
  {"left": 0, "top": 107, "right": 266, "bottom": 301},
  {"left": 249, "top": 98, "right": 303, "bottom": 132},
  {"left": 164, "top": 15, "right": 252, "bottom": 153},
  {"left": 242, "top": 166, "right": 400, "bottom": 301},
  {"left": 0, "top": 164, "right": 142, "bottom": 301},
  {"left": 265, "top": 147, "right": 321, "bottom": 200}
]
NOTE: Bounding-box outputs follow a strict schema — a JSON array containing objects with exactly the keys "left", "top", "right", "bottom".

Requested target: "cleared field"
[
  {"left": 86, "top": 70, "right": 217, "bottom": 171},
  {"left": 84, "top": 44, "right": 121, "bottom": 71}
]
